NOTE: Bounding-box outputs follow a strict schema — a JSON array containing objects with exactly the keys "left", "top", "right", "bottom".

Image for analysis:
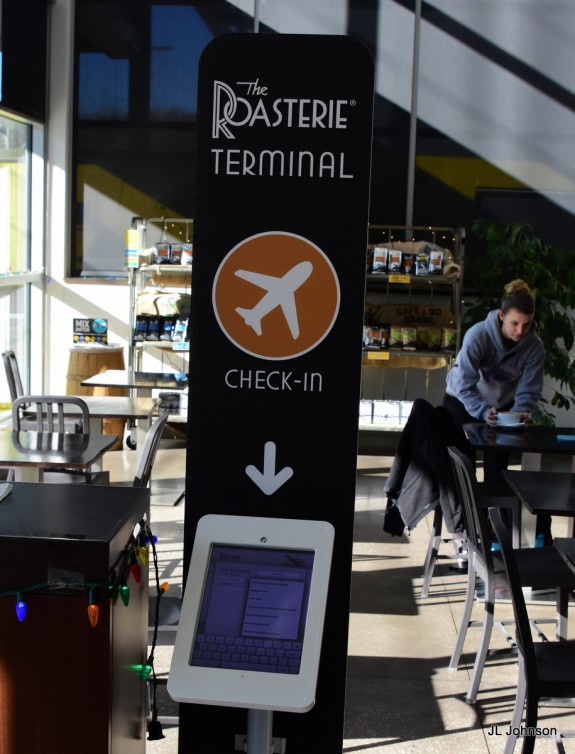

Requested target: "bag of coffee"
[
  {"left": 441, "top": 327, "right": 456, "bottom": 350},
  {"left": 372, "top": 246, "right": 388, "bottom": 273},
  {"left": 390, "top": 325, "right": 403, "bottom": 348},
  {"left": 402, "top": 326, "right": 417, "bottom": 351},
  {"left": 145, "top": 317, "right": 161, "bottom": 340},
  {"left": 363, "top": 326, "right": 382, "bottom": 349},
  {"left": 160, "top": 317, "right": 176, "bottom": 341},
  {"left": 152, "top": 242, "right": 171, "bottom": 264},
  {"left": 403, "top": 254, "right": 415, "bottom": 274},
  {"left": 415, "top": 252, "right": 429, "bottom": 275},
  {"left": 428, "top": 249, "right": 444, "bottom": 275},
  {"left": 388, "top": 250, "right": 403, "bottom": 273},
  {"left": 133, "top": 316, "right": 148, "bottom": 342}
]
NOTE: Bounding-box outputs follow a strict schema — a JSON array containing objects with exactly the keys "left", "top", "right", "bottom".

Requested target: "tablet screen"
[
  {"left": 168, "top": 515, "right": 334, "bottom": 712},
  {"left": 191, "top": 544, "right": 314, "bottom": 674}
]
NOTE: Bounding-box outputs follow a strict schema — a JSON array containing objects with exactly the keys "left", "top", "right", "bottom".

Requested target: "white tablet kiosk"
[{"left": 168, "top": 514, "right": 334, "bottom": 713}]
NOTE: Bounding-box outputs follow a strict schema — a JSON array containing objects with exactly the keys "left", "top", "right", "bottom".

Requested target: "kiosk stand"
[
  {"left": 247, "top": 709, "right": 273, "bottom": 754},
  {"left": 168, "top": 515, "right": 334, "bottom": 753}
]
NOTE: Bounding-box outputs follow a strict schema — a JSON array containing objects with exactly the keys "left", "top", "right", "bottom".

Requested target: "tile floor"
[{"left": 101, "top": 444, "right": 575, "bottom": 754}]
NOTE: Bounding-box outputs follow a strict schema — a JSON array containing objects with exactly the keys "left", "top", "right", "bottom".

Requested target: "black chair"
[
  {"left": 491, "top": 507, "right": 575, "bottom": 754},
  {"left": 447, "top": 446, "right": 575, "bottom": 705}
]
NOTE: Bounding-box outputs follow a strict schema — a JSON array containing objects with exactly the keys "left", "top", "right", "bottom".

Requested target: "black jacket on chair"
[{"left": 384, "top": 398, "right": 470, "bottom": 534}]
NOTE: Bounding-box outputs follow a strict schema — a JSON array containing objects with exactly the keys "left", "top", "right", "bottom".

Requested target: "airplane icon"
[{"left": 234, "top": 260, "right": 313, "bottom": 339}]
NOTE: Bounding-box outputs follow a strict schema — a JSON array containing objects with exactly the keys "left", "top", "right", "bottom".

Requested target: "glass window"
[
  {"left": 0, "top": 113, "right": 36, "bottom": 408},
  {"left": 73, "top": 0, "right": 575, "bottom": 277},
  {"left": 149, "top": 5, "right": 212, "bottom": 120},
  {"left": 73, "top": 1, "right": 254, "bottom": 276},
  {"left": 0, "top": 115, "right": 31, "bottom": 272},
  {"left": 78, "top": 54, "right": 130, "bottom": 120}
]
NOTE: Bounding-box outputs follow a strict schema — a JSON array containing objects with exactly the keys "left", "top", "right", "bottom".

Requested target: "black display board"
[{"left": 183, "top": 33, "right": 374, "bottom": 753}]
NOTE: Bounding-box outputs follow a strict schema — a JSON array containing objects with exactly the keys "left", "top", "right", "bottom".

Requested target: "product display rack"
[
  {"left": 359, "top": 225, "right": 465, "bottom": 454},
  {"left": 127, "top": 217, "right": 193, "bottom": 373}
]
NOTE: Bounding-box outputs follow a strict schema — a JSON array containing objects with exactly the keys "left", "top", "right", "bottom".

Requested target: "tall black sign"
[{"left": 182, "top": 34, "right": 374, "bottom": 753}]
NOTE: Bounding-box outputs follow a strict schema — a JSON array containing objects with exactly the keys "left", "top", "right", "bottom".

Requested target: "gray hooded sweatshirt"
[{"left": 445, "top": 309, "right": 545, "bottom": 422}]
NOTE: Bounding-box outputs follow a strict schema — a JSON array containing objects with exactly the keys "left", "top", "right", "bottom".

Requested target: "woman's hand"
[{"left": 486, "top": 408, "right": 499, "bottom": 426}]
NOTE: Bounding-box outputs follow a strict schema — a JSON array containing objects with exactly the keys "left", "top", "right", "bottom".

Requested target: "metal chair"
[
  {"left": 420, "top": 506, "right": 467, "bottom": 597},
  {"left": 1, "top": 351, "right": 37, "bottom": 434},
  {"left": 133, "top": 412, "right": 169, "bottom": 488},
  {"left": 2, "top": 350, "right": 24, "bottom": 402},
  {"left": 12, "top": 395, "right": 90, "bottom": 434},
  {"left": 447, "top": 446, "right": 575, "bottom": 704},
  {"left": 491, "top": 507, "right": 575, "bottom": 754},
  {"left": 421, "top": 468, "right": 522, "bottom": 599},
  {"left": 12, "top": 395, "right": 98, "bottom": 482}
]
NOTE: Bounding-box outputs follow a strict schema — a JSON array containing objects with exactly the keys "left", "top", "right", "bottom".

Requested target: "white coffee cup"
[{"left": 497, "top": 411, "right": 523, "bottom": 426}]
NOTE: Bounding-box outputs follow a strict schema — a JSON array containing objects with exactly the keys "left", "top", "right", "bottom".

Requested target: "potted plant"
[{"left": 463, "top": 220, "right": 575, "bottom": 424}]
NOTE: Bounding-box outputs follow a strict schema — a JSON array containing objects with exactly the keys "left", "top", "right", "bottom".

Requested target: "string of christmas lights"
[
  {"left": 0, "top": 515, "right": 170, "bottom": 740},
  {"left": 0, "top": 516, "right": 153, "bottom": 625},
  {"left": 145, "top": 521, "right": 169, "bottom": 741}
]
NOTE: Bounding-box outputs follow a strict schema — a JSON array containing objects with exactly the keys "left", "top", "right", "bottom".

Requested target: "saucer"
[{"left": 496, "top": 422, "right": 525, "bottom": 431}]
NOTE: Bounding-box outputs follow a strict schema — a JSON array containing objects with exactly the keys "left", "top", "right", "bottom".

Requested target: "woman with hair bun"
[{"left": 444, "top": 279, "right": 545, "bottom": 487}]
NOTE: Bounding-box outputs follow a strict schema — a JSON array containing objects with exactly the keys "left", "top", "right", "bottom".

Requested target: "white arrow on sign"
[{"left": 245, "top": 441, "right": 294, "bottom": 495}]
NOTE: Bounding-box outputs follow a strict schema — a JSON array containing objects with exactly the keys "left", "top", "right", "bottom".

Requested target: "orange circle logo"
[{"left": 213, "top": 232, "right": 340, "bottom": 360}]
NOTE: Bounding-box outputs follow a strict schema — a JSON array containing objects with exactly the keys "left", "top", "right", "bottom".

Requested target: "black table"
[
  {"left": 0, "top": 481, "right": 150, "bottom": 753},
  {"left": 467, "top": 425, "right": 575, "bottom": 544},
  {"left": 0, "top": 430, "right": 118, "bottom": 482},
  {"left": 554, "top": 537, "right": 575, "bottom": 575},
  {"left": 464, "top": 423, "right": 575, "bottom": 455},
  {"left": 23, "top": 395, "right": 157, "bottom": 434},
  {"left": 0, "top": 481, "right": 150, "bottom": 586},
  {"left": 503, "top": 470, "right": 575, "bottom": 537},
  {"left": 81, "top": 369, "right": 188, "bottom": 396}
]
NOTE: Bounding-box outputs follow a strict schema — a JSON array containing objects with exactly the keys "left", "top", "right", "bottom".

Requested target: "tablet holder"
[{"left": 168, "top": 514, "right": 334, "bottom": 754}]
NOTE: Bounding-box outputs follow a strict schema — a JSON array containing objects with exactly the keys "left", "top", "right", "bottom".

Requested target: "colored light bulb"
[
  {"left": 131, "top": 563, "right": 142, "bottom": 583},
  {"left": 140, "top": 663, "right": 153, "bottom": 681},
  {"left": 120, "top": 584, "right": 130, "bottom": 607},
  {"left": 160, "top": 582, "right": 169, "bottom": 593},
  {"left": 15, "top": 599, "right": 27, "bottom": 622},
  {"left": 87, "top": 603, "right": 99, "bottom": 628}
]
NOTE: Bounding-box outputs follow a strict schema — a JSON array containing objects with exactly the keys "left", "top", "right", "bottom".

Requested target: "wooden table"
[{"left": 0, "top": 430, "right": 118, "bottom": 482}]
